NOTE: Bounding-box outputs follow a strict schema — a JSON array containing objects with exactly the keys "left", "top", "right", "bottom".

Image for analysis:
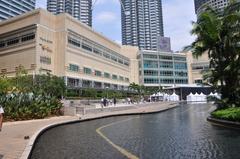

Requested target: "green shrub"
[
  {"left": 0, "top": 71, "right": 65, "bottom": 121},
  {"left": 211, "top": 107, "right": 240, "bottom": 122}
]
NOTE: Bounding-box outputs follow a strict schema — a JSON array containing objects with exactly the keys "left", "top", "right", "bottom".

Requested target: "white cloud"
[
  {"left": 95, "top": 11, "right": 118, "bottom": 23},
  {"left": 93, "top": 0, "right": 119, "bottom": 5},
  {"left": 163, "top": 0, "right": 196, "bottom": 51},
  {"left": 36, "top": 0, "right": 47, "bottom": 9}
]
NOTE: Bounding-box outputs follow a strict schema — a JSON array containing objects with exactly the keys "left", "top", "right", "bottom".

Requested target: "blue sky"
[{"left": 36, "top": 0, "right": 196, "bottom": 51}]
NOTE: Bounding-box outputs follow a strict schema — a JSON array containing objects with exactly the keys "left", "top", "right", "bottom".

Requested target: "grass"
[{"left": 211, "top": 107, "right": 240, "bottom": 122}]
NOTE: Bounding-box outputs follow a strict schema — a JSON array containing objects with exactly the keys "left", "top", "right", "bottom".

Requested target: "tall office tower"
[
  {"left": 0, "top": 0, "right": 35, "bottom": 21},
  {"left": 194, "top": 0, "right": 231, "bottom": 15},
  {"left": 121, "top": 0, "right": 164, "bottom": 51},
  {"left": 47, "top": 0, "right": 92, "bottom": 27}
]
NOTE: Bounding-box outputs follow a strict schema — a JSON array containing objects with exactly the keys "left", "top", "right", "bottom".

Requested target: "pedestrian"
[
  {"left": 113, "top": 97, "right": 117, "bottom": 106},
  {"left": 101, "top": 98, "right": 104, "bottom": 108},
  {"left": 0, "top": 105, "right": 4, "bottom": 132},
  {"left": 103, "top": 98, "right": 107, "bottom": 107}
]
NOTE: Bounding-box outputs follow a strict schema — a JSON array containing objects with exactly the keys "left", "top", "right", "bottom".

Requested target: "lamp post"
[{"left": 106, "top": 86, "right": 109, "bottom": 99}]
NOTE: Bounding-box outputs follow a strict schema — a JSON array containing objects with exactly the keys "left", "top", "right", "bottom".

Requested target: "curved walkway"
[{"left": 0, "top": 102, "right": 178, "bottom": 159}]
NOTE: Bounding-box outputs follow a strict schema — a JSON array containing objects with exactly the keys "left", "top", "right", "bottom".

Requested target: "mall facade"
[
  {"left": 0, "top": 8, "right": 208, "bottom": 90},
  {"left": 139, "top": 50, "right": 189, "bottom": 87},
  {"left": 0, "top": 9, "right": 139, "bottom": 90}
]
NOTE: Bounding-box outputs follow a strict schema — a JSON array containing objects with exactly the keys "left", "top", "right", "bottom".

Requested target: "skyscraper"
[
  {"left": 0, "top": 0, "right": 36, "bottom": 21},
  {"left": 47, "top": 0, "right": 92, "bottom": 27},
  {"left": 194, "top": 0, "right": 230, "bottom": 15},
  {"left": 121, "top": 0, "right": 164, "bottom": 51}
]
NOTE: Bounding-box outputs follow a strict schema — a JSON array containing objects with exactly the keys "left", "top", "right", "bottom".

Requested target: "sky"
[{"left": 36, "top": 0, "right": 196, "bottom": 51}]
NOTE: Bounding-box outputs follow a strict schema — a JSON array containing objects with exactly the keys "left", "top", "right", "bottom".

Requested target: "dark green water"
[{"left": 30, "top": 103, "right": 240, "bottom": 159}]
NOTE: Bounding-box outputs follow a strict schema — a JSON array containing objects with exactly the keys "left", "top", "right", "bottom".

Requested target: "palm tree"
[{"left": 187, "top": 1, "right": 240, "bottom": 107}]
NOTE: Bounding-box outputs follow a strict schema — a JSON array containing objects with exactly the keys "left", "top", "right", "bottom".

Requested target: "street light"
[{"left": 106, "top": 86, "right": 109, "bottom": 99}]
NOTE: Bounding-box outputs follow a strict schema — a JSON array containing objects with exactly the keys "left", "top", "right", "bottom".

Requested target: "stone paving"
[{"left": 0, "top": 102, "right": 178, "bottom": 159}]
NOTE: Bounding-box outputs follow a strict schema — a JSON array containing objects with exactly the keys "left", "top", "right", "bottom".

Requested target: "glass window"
[
  {"left": 160, "top": 71, "right": 173, "bottom": 76},
  {"left": 160, "top": 79, "right": 174, "bottom": 84},
  {"left": 93, "top": 47, "right": 102, "bottom": 55},
  {"left": 7, "top": 38, "right": 19, "bottom": 46},
  {"left": 125, "top": 78, "right": 129, "bottom": 82},
  {"left": 104, "top": 72, "right": 110, "bottom": 78},
  {"left": 0, "top": 41, "right": 5, "bottom": 48},
  {"left": 143, "top": 54, "right": 157, "bottom": 59},
  {"left": 69, "top": 64, "right": 79, "bottom": 72},
  {"left": 21, "top": 33, "right": 35, "bottom": 42},
  {"left": 95, "top": 70, "right": 102, "bottom": 77},
  {"left": 40, "top": 56, "right": 51, "bottom": 65},
  {"left": 144, "top": 78, "right": 159, "bottom": 84},
  {"left": 160, "top": 61, "right": 173, "bottom": 68},
  {"left": 144, "top": 70, "right": 158, "bottom": 76},
  {"left": 175, "top": 62, "right": 187, "bottom": 70},
  {"left": 144, "top": 60, "right": 158, "bottom": 68},
  {"left": 174, "top": 56, "right": 186, "bottom": 61},
  {"left": 175, "top": 71, "right": 188, "bottom": 77},
  {"left": 68, "top": 37, "right": 80, "bottom": 47},
  {"left": 119, "top": 76, "right": 124, "bottom": 81},
  {"left": 175, "top": 79, "right": 188, "bottom": 84},
  {"left": 159, "top": 55, "right": 172, "bottom": 60},
  {"left": 82, "top": 42, "right": 92, "bottom": 52},
  {"left": 112, "top": 74, "right": 118, "bottom": 80},
  {"left": 84, "top": 67, "right": 92, "bottom": 74}
]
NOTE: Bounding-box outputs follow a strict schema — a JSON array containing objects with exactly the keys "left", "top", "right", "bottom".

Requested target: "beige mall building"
[
  {"left": 0, "top": 9, "right": 139, "bottom": 90},
  {"left": 186, "top": 51, "right": 210, "bottom": 84}
]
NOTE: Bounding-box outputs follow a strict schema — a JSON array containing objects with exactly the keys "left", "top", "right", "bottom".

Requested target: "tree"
[{"left": 187, "top": 1, "right": 240, "bottom": 107}]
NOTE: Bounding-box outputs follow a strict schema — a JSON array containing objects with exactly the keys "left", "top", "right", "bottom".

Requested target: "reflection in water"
[{"left": 30, "top": 103, "right": 240, "bottom": 159}]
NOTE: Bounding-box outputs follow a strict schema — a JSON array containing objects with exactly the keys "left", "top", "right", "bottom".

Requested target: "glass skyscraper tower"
[
  {"left": 194, "top": 0, "right": 231, "bottom": 14},
  {"left": 0, "top": 0, "right": 35, "bottom": 21},
  {"left": 121, "top": 0, "right": 164, "bottom": 51},
  {"left": 47, "top": 0, "right": 92, "bottom": 27}
]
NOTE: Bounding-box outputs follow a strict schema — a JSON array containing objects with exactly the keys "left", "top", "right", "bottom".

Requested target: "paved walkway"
[{"left": 0, "top": 102, "right": 178, "bottom": 159}]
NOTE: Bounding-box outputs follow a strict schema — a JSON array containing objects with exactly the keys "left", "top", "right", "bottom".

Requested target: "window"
[
  {"left": 195, "top": 79, "right": 203, "bottom": 84},
  {"left": 118, "top": 58, "right": 123, "bottom": 64},
  {"left": 95, "top": 70, "right": 102, "bottom": 77},
  {"left": 144, "top": 70, "right": 158, "bottom": 76},
  {"left": 69, "top": 64, "right": 79, "bottom": 72},
  {"left": 160, "top": 79, "right": 174, "bottom": 84},
  {"left": 144, "top": 78, "right": 159, "bottom": 84},
  {"left": 159, "top": 55, "right": 172, "bottom": 60},
  {"left": 119, "top": 76, "right": 124, "bottom": 81},
  {"left": 160, "top": 71, "right": 173, "bottom": 76},
  {"left": 125, "top": 78, "right": 129, "bottom": 82},
  {"left": 0, "top": 41, "right": 5, "bottom": 48},
  {"left": 68, "top": 37, "right": 80, "bottom": 47},
  {"left": 82, "top": 42, "right": 92, "bottom": 52},
  {"left": 7, "top": 38, "right": 19, "bottom": 46},
  {"left": 144, "top": 60, "right": 158, "bottom": 68},
  {"left": 112, "top": 74, "right": 118, "bottom": 80},
  {"left": 84, "top": 67, "right": 92, "bottom": 74},
  {"left": 93, "top": 48, "right": 102, "bottom": 55},
  {"left": 104, "top": 72, "right": 110, "bottom": 78},
  {"left": 160, "top": 61, "right": 173, "bottom": 68},
  {"left": 175, "top": 71, "right": 188, "bottom": 77},
  {"left": 143, "top": 54, "right": 157, "bottom": 59},
  {"left": 103, "top": 52, "right": 110, "bottom": 59},
  {"left": 21, "top": 34, "right": 35, "bottom": 42},
  {"left": 175, "top": 79, "right": 188, "bottom": 84},
  {"left": 174, "top": 56, "right": 186, "bottom": 61},
  {"left": 111, "top": 56, "right": 118, "bottom": 62},
  {"left": 124, "top": 61, "right": 129, "bottom": 66},
  {"left": 175, "top": 62, "right": 187, "bottom": 70},
  {"left": 40, "top": 56, "right": 51, "bottom": 65}
]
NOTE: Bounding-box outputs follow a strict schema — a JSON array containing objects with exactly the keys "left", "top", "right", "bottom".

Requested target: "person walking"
[
  {"left": 113, "top": 97, "right": 117, "bottom": 106},
  {"left": 0, "top": 105, "right": 4, "bottom": 132}
]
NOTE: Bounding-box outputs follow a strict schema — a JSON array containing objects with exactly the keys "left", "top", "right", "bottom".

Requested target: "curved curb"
[
  {"left": 21, "top": 103, "right": 178, "bottom": 159},
  {"left": 207, "top": 116, "right": 240, "bottom": 129}
]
